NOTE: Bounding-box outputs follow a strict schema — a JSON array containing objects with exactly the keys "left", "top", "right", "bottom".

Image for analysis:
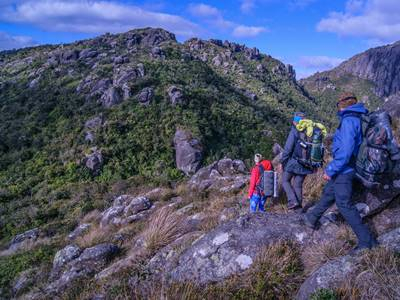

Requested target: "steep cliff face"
[
  {"left": 301, "top": 41, "right": 400, "bottom": 117},
  {"left": 335, "top": 41, "right": 400, "bottom": 97}
]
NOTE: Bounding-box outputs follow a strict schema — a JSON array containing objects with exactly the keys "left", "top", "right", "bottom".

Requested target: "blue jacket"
[{"left": 325, "top": 103, "right": 368, "bottom": 177}]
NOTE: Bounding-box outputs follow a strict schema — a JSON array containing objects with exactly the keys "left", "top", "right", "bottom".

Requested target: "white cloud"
[
  {"left": 298, "top": 55, "right": 345, "bottom": 69},
  {"left": 317, "top": 0, "right": 400, "bottom": 42},
  {"left": 240, "top": 0, "right": 256, "bottom": 13},
  {"left": 188, "top": 3, "right": 267, "bottom": 38},
  {"left": 0, "top": 31, "right": 36, "bottom": 50},
  {"left": 294, "top": 55, "right": 345, "bottom": 79},
  {"left": 188, "top": 3, "right": 220, "bottom": 18},
  {"left": 232, "top": 25, "right": 267, "bottom": 37},
  {"left": 188, "top": 3, "right": 234, "bottom": 30},
  {"left": 0, "top": 0, "right": 201, "bottom": 38}
]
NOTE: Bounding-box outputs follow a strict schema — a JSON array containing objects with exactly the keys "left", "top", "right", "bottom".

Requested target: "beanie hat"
[
  {"left": 293, "top": 112, "right": 305, "bottom": 123},
  {"left": 337, "top": 92, "right": 358, "bottom": 110},
  {"left": 254, "top": 153, "right": 262, "bottom": 164}
]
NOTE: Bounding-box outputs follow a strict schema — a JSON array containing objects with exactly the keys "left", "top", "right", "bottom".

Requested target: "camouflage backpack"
[{"left": 353, "top": 111, "right": 400, "bottom": 187}]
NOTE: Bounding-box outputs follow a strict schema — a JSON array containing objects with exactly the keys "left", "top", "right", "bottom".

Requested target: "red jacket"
[{"left": 248, "top": 160, "right": 273, "bottom": 198}]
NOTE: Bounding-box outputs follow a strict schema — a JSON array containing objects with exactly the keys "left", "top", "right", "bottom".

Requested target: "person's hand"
[
  {"left": 277, "top": 164, "right": 283, "bottom": 173},
  {"left": 323, "top": 173, "right": 331, "bottom": 181}
]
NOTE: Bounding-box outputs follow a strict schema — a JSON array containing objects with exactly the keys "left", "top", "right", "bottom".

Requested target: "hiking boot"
[
  {"left": 301, "top": 213, "right": 317, "bottom": 230},
  {"left": 349, "top": 245, "right": 370, "bottom": 255},
  {"left": 288, "top": 201, "right": 301, "bottom": 210},
  {"left": 349, "top": 241, "right": 379, "bottom": 256}
]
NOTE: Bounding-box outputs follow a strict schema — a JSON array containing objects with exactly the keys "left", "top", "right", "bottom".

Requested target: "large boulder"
[
  {"left": 61, "top": 49, "right": 79, "bottom": 63},
  {"left": 137, "top": 87, "right": 154, "bottom": 105},
  {"left": 79, "top": 48, "right": 98, "bottom": 60},
  {"left": 188, "top": 158, "right": 248, "bottom": 192},
  {"left": 167, "top": 85, "right": 184, "bottom": 105},
  {"left": 100, "top": 195, "right": 152, "bottom": 227},
  {"left": 166, "top": 213, "right": 339, "bottom": 284},
  {"left": 50, "top": 245, "right": 82, "bottom": 280},
  {"left": 8, "top": 228, "right": 40, "bottom": 252},
  {"left": 100, "top": 87, "right": 122, "bottom": 108},
  {"left": 296, "top": 227, "right": 400, "bottom": 300},
  {"left": 140, "top": 28, "right": 176, "bottom": 47},
  {"left": 84, "top": 148, "right": 103, "bottom": 176},
  {"left": 84, "top": 115, "right": 103, "bottom": 143},
  {"left": 46, "top": 243, "right": 120, "bottom": 295},
  {"left": 173, "top": 130, "right": 203, "bottom": 176}
]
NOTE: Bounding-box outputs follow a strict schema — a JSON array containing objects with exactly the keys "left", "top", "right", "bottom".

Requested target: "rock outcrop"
[
  {"left": 100, "top": 86, "right": 122, "bottom": 108},
  {"left": 8, "top": 228, "right": 40, "bottom": 252},
  {"left": 334, "top": 41, "right": 400, "bottom": 98},
  {"left": 84, "top": 147, "right": 103, "bottom": 176},
  {"left": 173, "top": 130, "right": 203, "bottom": 176},
  {"left": 46, "top": 243, "right": 120, "bottom": 294},
  {"left": 188, "top": 158, "right": 248, "bottom": 192},
  {"left": 165, "top": 213, "right": 338, "bottom": 284},
  {"left": 100, "top": 195, "right": 152, "bottom": 227},
  {"left": 137, "top": 87, "right": 154, "bottom": 105},
  {"left": 296, "top": 227, "right": 400, "bottom": 300},
  {"left": 167, "top": 85, "right": 184, "bottom": 105}
]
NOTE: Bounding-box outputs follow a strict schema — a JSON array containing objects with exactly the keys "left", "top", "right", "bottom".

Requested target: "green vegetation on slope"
[{"left": 0, "top": 28, "right": 322, "bottom": 244}]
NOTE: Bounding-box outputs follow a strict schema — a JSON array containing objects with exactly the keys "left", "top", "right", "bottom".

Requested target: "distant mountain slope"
[
  {"left": 301, "top": 41, "right": 400, "bottom": 117},
  {"left": 0, "top": 28, "right": 318, "bottom": 241}
]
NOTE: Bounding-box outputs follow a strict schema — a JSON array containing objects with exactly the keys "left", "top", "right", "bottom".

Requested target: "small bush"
[
  {"left": 0, "top": 245, "right": 54, "bottom": 297},
  {"left": 310, "top": 288, "right": 337, "bottom": 300}
]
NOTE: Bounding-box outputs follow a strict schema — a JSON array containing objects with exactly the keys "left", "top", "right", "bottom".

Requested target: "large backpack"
[
  {"left": 353, "top": 110, "right": 400, "bottom": 187},
  {"left": 294, "top": 121, "right": 326, "bottom": 169},
  {"left": 256, "top": 165, "right": 278, "bottom": 198}
]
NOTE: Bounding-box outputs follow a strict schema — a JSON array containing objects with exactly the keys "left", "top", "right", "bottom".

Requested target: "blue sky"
[{"left": 1, "top": 0, "right": 400, "bottom": 78}]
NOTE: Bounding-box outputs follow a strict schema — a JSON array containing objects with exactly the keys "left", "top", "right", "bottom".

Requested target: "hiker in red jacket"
[{"left": 248, "top": 154, "right": 273, "bottom": 212}]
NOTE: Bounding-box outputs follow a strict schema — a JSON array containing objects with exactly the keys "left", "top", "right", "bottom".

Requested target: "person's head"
[
  {"left": 337, "top": 92, "right": 358, "bottom": 111},
  {"left": 293, "top": 112, "right": 305, "bottom": 125},
  {"left": 254, "top": 153, "right": 263, "bottom": 164}
]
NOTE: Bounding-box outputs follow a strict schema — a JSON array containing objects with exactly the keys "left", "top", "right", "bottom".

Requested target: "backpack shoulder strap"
[
  {"left": 339, "top": 112, "right": 365, "bottom": 130},
  {"left": 256, "top": 164, "right": 265, "bottom": 194},
  {"left": 258, "top": 164, "right": 265, "bottom": 177}
]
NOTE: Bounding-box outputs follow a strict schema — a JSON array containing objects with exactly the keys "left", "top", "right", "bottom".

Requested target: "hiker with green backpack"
[
  {"left": 302, "top": 92, "right": 391, "bottom": 253},
  {"left": 280, "top": 112, "right": 326, "bottom": 210}
]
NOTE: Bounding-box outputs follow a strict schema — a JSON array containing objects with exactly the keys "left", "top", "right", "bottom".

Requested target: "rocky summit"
[
  {"left": 0, "top": 27, "right": 400, "bottom": 299},
  {"left": 301, "top": 40, "right": 400, "bottom": 118}
]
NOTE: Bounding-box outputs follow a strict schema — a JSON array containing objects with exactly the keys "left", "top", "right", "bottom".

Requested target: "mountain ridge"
[{"left": 301, "top": 40, "right": 400, "bottom": 116}]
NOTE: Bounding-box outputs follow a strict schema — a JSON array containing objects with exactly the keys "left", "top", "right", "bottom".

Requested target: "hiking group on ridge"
[{"left": 247, "top": 92, "right": 400, "bottom": 253}]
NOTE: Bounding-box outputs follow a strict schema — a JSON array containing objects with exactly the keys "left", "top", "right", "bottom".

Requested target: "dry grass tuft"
[
  {"left": 337, "top": 247, "right": 400, "bottom": 300},
  {"left": 75, "top": 224, "right": 115, "bottom": 249},
  {"left": 303, "top": 241, "right": 353, "bottom": 274},
  {"left": 303, "top": 168, "right": 326, "bottom": 207},
  {"left": 141, "top": 206, "right": 187, "bottom": 253},
  {"left": 336, "top": 224, "right": 357, "bottom": 246},
  {"left": 81, "top": 209, "right": 102, "bottom": 224},
  {"left": 302, "top": 224, "right": 357, "bottom": 274},
  {"left": 199, "top": 214, "right": 220, "bottom": 232}
]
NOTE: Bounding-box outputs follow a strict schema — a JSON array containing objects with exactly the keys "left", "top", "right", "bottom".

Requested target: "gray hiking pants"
[
  {"left": 306, "top": 172, "right": 376, "bottom": 248},
  {"left": 282, "top": 171, "right": 306, "bottom": 206}
]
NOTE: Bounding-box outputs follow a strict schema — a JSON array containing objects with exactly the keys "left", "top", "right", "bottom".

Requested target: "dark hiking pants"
[
  {"left": 306, "top": 172, "right": 375, "bottom": 248},
  {"left": 282, "top": 171, "right": 306, "bottom": 206}
]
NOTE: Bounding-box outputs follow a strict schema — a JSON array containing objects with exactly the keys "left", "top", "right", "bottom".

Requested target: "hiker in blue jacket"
[{"left": 303, "top": 93, "right": 378, "bottom": 253}]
